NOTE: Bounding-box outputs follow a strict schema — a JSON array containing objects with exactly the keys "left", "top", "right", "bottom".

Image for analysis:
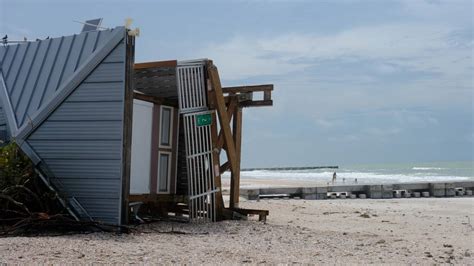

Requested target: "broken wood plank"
[
  {"left": 220, "top": 161, "right": 230, "bottom": 174},
  {"left": 232, "top": 208, "right": 269, "bottom": 222},
  {"left": 239, "top": 100, "right": 273, "bottom": 107},
  {"left": 222, "top": 84, "right": 273, "bottom": 94}
]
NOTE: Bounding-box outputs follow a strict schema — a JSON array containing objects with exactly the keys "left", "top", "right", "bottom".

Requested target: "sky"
[{"left": 1, "top": 0, "right": 473, "bottom": 167}]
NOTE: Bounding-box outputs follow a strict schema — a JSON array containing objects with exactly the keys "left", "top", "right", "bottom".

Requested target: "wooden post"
[
  {"left": 210, "top": 111, "right": 224, "bottom": 220},
  {"left": 121, "top": 34, "right": 135, "bottom": 226},
  {"left": 230, "top": 106, "right": 242, "bottom": 209}
]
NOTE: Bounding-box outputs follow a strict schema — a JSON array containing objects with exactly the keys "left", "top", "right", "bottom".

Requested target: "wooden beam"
[
  {"left": 134, "top": 60, "right": 177, "bottom": 69},
  {"left": 227, "top": 96, "right": 238, "bottom": 118},
  {"left": 230, "top": 107, "right": 242, "bottom": 209},
  {"left": 222, "top": 84, "right": 273, "bottom": 94},
  {"left": 210, "top": 111, "right": 224, "bottom": 219},
  {"left": 224, "top": 96, "right": 273, "bottom": 108},
  {"left": 233, "top": 208, "right": 269, "bottom": 216},
  {"left": 220, "top": 161, "right": 230, "bottom": 174},
  {"left": 239, "top": 100, "right": 273, "bottom": 108},
  {"left": 232, "top": 208, "right": 269, "bottom": 222},
  {"left": 207, "top": 62, "right": 238, "bottom": 175},
  {"left": 216, "top": 130, "right": 225, "bottom": 151},
  {"left": 120, "top": 34, "right": 135, "bottom": 226},
  {"left": 216, "top": 97, "right": 238, "bottom": 151},
  {"left": 263, "top": 90, "right": 272, "bottom": 101}
]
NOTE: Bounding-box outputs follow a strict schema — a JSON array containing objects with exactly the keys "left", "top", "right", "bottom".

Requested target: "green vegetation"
[{"left": 0, "top": 142, "right": 34, "bottom": 189}]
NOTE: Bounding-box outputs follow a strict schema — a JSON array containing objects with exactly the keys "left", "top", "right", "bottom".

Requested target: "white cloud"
[
  {"left": 197, "top": 36, "right": 310, "bottom": 80},
  {"left": 199, "top": 23, "right": 472, "bottom": 81}
]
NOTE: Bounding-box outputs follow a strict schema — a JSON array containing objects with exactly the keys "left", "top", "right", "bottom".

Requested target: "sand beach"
[{"left": 1, "top": 178, "right": 473, "bottom": 264}]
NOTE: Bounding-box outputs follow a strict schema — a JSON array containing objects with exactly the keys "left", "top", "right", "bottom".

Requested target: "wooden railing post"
[
  {"left": 230, "top": 106, "right": 242, "bottom": 208},
  {"left": 210, "top": 111, "right": 224, "bottom": 220}
]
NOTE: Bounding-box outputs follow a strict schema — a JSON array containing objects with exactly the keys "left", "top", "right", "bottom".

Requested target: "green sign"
[{"left": 196, "top": 113, "right": 212, "bottom": 127}]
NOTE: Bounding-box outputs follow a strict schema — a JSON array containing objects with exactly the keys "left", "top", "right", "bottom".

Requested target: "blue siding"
[
  {"left": 0, "top": 106, "right": 6, "bottom": 126},
  {"left": 0, "top": 106, "right": 7, "bottom": 145},
  {"left": 26, "top": 39, "right": 126, "bottom": 224},
  {"left": 0, "top": 27, "right": 128, "bottom": 225}
]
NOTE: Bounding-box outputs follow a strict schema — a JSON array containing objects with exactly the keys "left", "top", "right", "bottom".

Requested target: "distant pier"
[{"left": 241, "top": 166, "right": 339, "bottom": 171}]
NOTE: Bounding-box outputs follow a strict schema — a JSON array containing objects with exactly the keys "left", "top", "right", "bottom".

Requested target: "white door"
[{"left": 130, "top": 99, "right": 154, "bottom": 194}]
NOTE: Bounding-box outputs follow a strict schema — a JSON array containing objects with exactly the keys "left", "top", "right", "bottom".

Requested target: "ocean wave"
[
  {"left": 412, "top": 167, "right": 445, "bottom": 170},
  {"left": 222, "top": 170, "right": 472, "bottom": 183}
]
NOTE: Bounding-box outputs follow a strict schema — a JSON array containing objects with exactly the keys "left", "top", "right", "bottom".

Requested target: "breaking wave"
[
  {"left": 223, "top": 167, "right": 473, "bottom": 184},
  {"left": 412, "top": 167, "right": 445, "bottom": 170}
]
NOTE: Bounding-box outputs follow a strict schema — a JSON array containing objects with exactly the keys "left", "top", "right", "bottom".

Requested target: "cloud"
[
  {"left": 314, "top": 118, "right": 339, "bottom": 129},
  {"left": 196, "top": 36, "right": 310, "bottom": 80},
  {"left": 365, "top": 127, "right": 402, "bottom": 137},
  {"left": 328, "top": 134, "right": 359, "bottom": 142},
  {"left": 199, "top": 22, "right": 472, "bottom": 82}
]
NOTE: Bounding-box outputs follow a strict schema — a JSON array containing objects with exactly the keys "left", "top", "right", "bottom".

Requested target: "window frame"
[
  {"left": 156, "top": 151, "right": 172, "bottom": 194},
  {"left": 158, "top": 106, "right": 174, "bottom": 149}
]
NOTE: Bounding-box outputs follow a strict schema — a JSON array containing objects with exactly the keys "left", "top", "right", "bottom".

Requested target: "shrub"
[{"left": 0, "top": 142, "right": 34, "bottom": 189}]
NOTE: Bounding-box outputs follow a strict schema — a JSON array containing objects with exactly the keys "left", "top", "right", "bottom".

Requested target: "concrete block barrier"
[
  {"left": 445, "top": 183, "right": 456, "bottom": 197},
  {"left": 382, "top": 185, "right": 394, "bottom": 199},
  {"left": 302, "top": 187, "right": 328, "bottom": 200},
  {"left": 240, "top": 181, "right": 473, "bottom": 202},
  {"left": 422, "top": 191, "right": 430, "bottom": 197},
  {"left": 302, "top": 194, "right": 317, "bottom": 200},
  {"left": 365, "top": 185, "right": 382, "bottom": 199},
  {"left": 430, "top": 183, "right": 446, "bottom": 197}
]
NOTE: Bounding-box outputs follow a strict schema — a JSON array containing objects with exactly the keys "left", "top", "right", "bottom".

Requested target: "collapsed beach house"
[{"left": 0, "top": 25, "right": 273, "bottom": 225}]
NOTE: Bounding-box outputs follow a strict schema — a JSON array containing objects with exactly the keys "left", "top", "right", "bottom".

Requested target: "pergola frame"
[{"left": 206, "top": 60, "right": 272, "bottom": 220}]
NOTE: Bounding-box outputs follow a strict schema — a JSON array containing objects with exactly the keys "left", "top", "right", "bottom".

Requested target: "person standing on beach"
[{"left": 332, "top": 172, "right": 337, "bottom": 184}]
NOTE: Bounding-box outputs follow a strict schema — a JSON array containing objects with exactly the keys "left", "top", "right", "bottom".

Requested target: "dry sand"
[
  {"left": 222, "top": 177, "right": 329, "bottom": 190},
  {"left": 1, "top": 196, "right": 473, "bottom": 264}
]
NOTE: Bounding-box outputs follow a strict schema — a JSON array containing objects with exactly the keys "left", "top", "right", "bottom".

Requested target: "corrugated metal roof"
[
  {"left": 0, "top": 26, "right": 129, "bottom": 225},
  {"left": 0, "top": 28, "right": 124, "bottom": 129}
]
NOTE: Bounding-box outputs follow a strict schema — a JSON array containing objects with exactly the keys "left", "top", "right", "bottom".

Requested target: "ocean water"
[{"left": 234, "top": 161, "right": 474, "bottom": 184}]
